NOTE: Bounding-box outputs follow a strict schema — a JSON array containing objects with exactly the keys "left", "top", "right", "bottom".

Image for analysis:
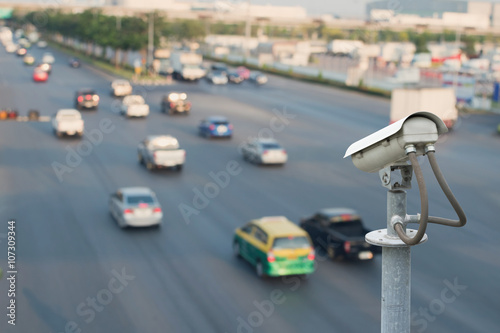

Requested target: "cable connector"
[
  {"left": 425, "top": 144, "right": 436, "bottom": 154},
  {"left": 405, "top": 144, "right": 416, "bottom": 155}
]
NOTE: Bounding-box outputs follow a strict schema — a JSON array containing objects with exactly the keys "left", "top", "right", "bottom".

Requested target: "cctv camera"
[{"left": 344, "top": 112, "right": 448, "bottom": 173}]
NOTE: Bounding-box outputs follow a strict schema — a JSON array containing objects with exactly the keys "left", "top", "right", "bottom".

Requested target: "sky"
[
  {"left": 246, "top": 0, "right": 500, "bottom": 18},
  {"left": 249, "top": 0, "right": 372, "bottom": 18}
]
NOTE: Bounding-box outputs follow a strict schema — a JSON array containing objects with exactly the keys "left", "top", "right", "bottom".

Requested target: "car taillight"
[
  {"left": 209, "top": 124, "right": 215, "bottom": 131},
  {"left": 282, "top": 149, "right": 287, "bottom": 155},
  {"left": 170, "top": 102, "right": 175, "bottom": 108},
  {"left": 138, "top": 203, "right": 149, "bottom": 208},
  {"left": 85, "top": 94, "right": 92, "bottom": 100},
  {"left": 124, "top": 209, "right": 133, "bottom": 214},
  {"left": 228, "top": 124, "right": 233, "bottom": 130},
  {"left": 77, "top": 96, "right": 83, "bottom": 102},
  {"left": 93, "top": 95, "right": 99, "bottom": 101},
  {"left": 267, "top": 251, "right": 275, "bottom": 263},
  {"left": 153, "top": 207, "right": 162, "bottom": 213},
  {"left": 263, "top": 150, "right": 269, "bottom": 155},
  {"left": 344, "top": 241, "right": 351, "bottom": 254},
  {"left": 307, "top": 248, "right": 315, "bottom": 261},
  {"left": 153, "top": 152, "right": 157, "bottom": 159}
]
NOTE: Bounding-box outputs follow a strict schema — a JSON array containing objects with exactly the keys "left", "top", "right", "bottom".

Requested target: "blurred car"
[
  {"left": 111, "top": 79, "right": 132, "bottom": 97},
  {"left": 28, "top": 109, "right": 40, "bottom": 121},
  {"left": 52, "top": 109, "right": 84, "bottom": 138},
  {"left": 33, "top": 68, "right": 48, "bottom": 82},
  {"left": 207, "top": 70, "right": 228, "bottom": 85},
  {"left": 241, "top": 138, "right": 287, "bottom": 165},
  {"left": 249, "top": 71, "right": 268, "bottom": 85},
  {"left": 161, "top": 92, "right": 191, "bottom": 115},
  {"left": 5, "top": 43, "right": 17, "bottom": 53},
  {"left": 37, "top": 40, "right": 48, "bottom": 48},
  {"left": 18, "top": 38, "right": 30, "bottom": 48},
  {"left": 228, "top": 71, "right": 244, "bottom": 84},
  {"left": 68, "top": 57, "right": 81, "bottom": 68},
  {"left": 299, "top": 208, "right": 380, "bottom": 261},
  {"left": 16, "top": 47, "right": 27, "bottom": 56},
  {"left": 120, "top": 95, "right": 149, "bottom": 118},
  {"left": 109, "top": 187, "right": 162, "bottom": 228},
  {"left": 211, "top": 62, "right": 229, "bottom": 72},
  {"left": 198, "top": 116, "right": 233, "bottom": 138},
  {"left": 233, "top": 216, "right": 315, "bottom": 278},
  {"left": 42, "top": 52, "right": 55, "bottom": 64},
  {"left": 36, "top": 62, "right": 52, "bottom": 74},
  {"left": 75, "top": 89, "right": 100, "bottom": 110},
  {"left": 236, "top": 66, "right": 251, "bottom": 80},
  {"left": 23, "top": 54, "right": 35, "bottom": 65},
  {"left": 0, "top": 109, "right": 18, "bottom": 120},
  {"left": 137, "top": 135, "right": 186, "bottom": 171}
]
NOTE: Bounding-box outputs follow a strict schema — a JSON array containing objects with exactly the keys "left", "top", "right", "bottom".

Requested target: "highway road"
[{"left": 0, "top": 45, "right": 499, "bottom": 333}]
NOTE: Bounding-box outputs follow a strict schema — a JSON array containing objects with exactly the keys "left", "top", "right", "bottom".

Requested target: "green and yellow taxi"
[{"left": 233, "top": 216, "right": 315, "bottom": 278}]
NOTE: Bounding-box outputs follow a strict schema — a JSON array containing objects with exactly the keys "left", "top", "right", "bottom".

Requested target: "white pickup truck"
[
  {"left": 137, "top": 135, "right": 186, "bottom": 171},
  {"left": 120, "top": 95, "right": 150, "bottom": 118},
  {"left": 52, "top": 109, "right": 84, "bottom": 138},
  {"left": 111, "top": 79, "right": 133, "bottom": 97}
]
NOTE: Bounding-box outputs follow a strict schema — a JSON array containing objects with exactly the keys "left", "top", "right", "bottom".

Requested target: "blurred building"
[
  {"left": 367, "top": 0, "right": 469, "bottom": 18},
  {"left": 102, "top": 0, "right": 307, "bottom": 21},
  {"left": 103, "top": 0, "right": 190, "bottom": 11},
  {"left": 494, "top": 3, "right": 500, "bottom": 27},
  {"left": 367, "top": 0, "right": 498, "bottom": 28},
  {"left": 256, "top": 40, "right": 315, "bottom": 66}
]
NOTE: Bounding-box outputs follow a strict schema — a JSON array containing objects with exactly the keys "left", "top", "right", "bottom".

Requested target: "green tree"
[
  {"left": 414, "top": 34, "right": 429, "bottom": 53},
  {"left": 398, "top": 31, "right": 409, "bottom": 42},
  {"left": 462, "top": 35, "right": 477, "bottom": 57}
]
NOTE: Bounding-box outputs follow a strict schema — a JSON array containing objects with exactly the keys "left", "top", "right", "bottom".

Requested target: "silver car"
[
  {"left": 109, "top": 187, "right": 162, "bottom": 228},
  {"left": 241, "top": 138, "right": 288, "bottom": 165}
]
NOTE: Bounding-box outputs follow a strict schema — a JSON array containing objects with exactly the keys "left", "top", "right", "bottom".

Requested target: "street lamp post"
[{"left": 147, "top": 12, "right": 154, "bottom": 72}]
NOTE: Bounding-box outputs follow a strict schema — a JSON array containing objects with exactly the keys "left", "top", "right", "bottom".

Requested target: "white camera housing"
[{"left": 344, "top": 112, "right": 448, "bottom": 173}]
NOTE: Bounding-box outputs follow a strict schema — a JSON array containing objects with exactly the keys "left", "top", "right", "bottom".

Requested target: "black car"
[
  {"left": 210, "top": 62, "right": 229, "bottom": 72},
  {"left": 75, "top": 89, "right": 99, "bottom": 110},
  {"left": 249, "top": 71, "right": 268, "bottom": 85},
  {"left": 36, "top": 62, "right": 52, "bottom": 74},
  {"left": 69, "top": 57, "right": 81, "bottom": 68},
  {"left": 161, "top": 92, "right": 191, "bottom": 115},
  {"left": 16, "top": 47, "right": 27, "bottom": 57},
  {"left": 300, "top": 208, "right": 380, "bottom": 261},
  {"left": 228, "top": 71, "right": 244, "bottom": 84}
]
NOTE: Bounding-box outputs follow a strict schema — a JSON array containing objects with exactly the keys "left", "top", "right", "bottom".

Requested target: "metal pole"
[
  {"left": 147, "top": 12, "right": 154, "bottom": 69},
  {"left": 245, "top": 0, "right": 251, "bottom": 58},
  {"left": 453, "top": 29, "right": 461, "bottom": 95},
  {"left": 382, "top": 190, "right": 410, "bottom": 333},
  {"left": 367, "top": 164, "right": 428, "bottom": 333}
]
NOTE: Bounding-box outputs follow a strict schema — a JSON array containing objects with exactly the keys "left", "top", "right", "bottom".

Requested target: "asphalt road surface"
[{"left": 0, "top": 45, "right": 499, "bottom": 333}]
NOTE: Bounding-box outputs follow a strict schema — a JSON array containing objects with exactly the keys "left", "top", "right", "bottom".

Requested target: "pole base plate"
[{"left": 366, "top": 229, "right": 428, "bottom": 247}]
